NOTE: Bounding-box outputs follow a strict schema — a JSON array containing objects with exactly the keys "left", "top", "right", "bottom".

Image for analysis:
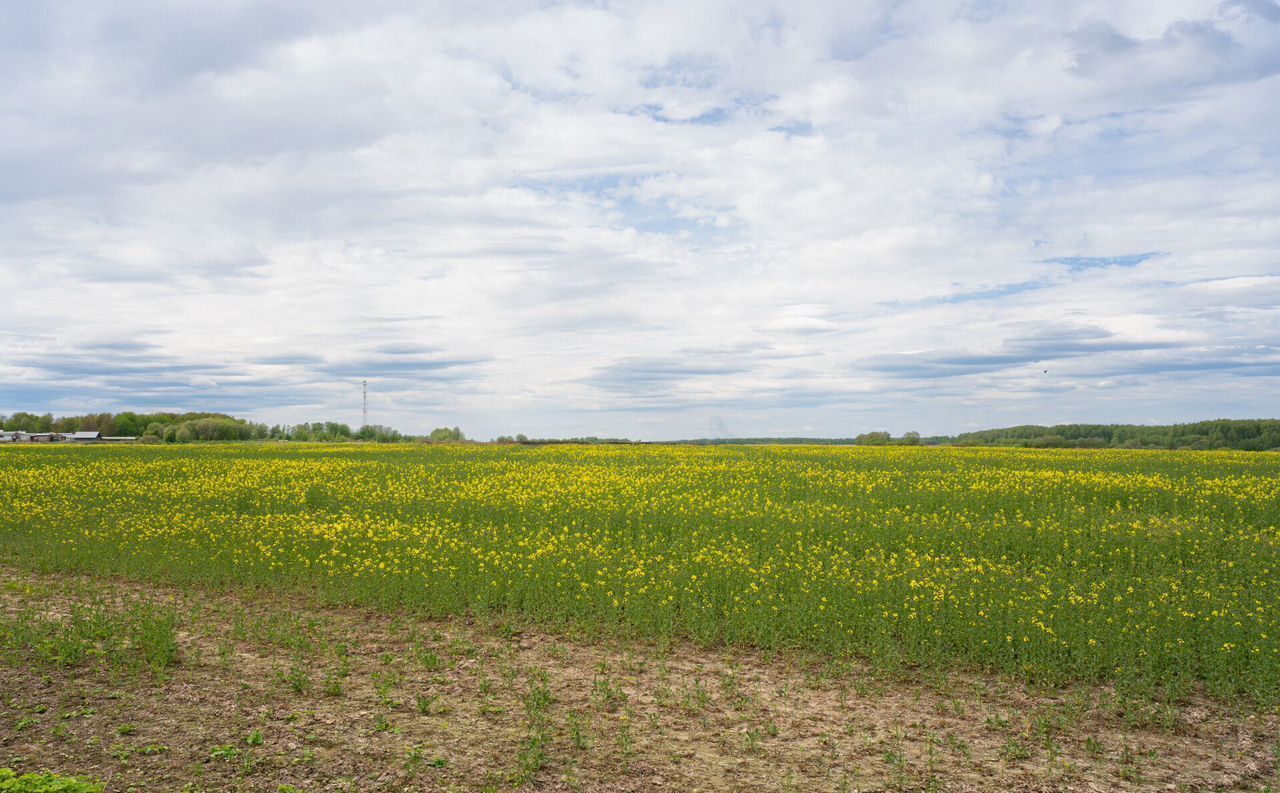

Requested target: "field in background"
[{"left": 1, "top": 443, "right": 1278, "bottom": 701}]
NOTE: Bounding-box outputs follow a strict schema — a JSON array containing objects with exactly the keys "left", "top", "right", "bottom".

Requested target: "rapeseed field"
[{"left": 1, "top": 444, "right": 1276, "bottom": 700}]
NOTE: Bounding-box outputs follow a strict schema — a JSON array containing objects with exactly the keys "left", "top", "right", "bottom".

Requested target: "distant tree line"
[
  {"left": 497, "top": 435, "right": 634, "bottom": 445},
  {"left": 7, "top": 411, "right": 1279, "bottom": 451},
  {"left": 949, "top": 419, "right": 1280, "bottom": 451},
  {"left": 427, "top": 426, "right": 466, "bottom": 442},
  {"left": 1, "top": 411, "right": 251, "bottom": 439},
  {"left": 673, "top": 419, "right": 1280, "bottom": 451},
  {"left": 0, "top": 411, "right": 421, "bottom": 444},
  {"left": 673, "top": 431, "right": 923, "bottom": 447}
]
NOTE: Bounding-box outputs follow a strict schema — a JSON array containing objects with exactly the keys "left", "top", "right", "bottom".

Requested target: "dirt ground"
[{"left": 0, "top": 566, "right": 1276, "bottom": 792}]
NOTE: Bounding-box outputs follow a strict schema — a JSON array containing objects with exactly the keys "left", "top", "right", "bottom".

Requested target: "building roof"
[{"left": 66, "top": 431, "right": 101, "bottom": 439}]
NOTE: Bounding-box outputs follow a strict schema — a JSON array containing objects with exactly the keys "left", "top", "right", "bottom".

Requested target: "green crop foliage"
[
  {"left": 0, "top": 769, "right": 103, "bottom": 793},
  {"left": 1, "top": 443, "right": 1277, "bottom": 701}
]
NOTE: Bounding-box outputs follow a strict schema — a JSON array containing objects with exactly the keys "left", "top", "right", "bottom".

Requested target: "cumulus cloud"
[{"left": 2, "top": 0, "right": 1278, "bottom": 438}]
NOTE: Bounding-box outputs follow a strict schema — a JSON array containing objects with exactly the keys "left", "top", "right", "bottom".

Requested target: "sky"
[{"left": 2, "top": 1, "right": 1279, "bottom": 440}]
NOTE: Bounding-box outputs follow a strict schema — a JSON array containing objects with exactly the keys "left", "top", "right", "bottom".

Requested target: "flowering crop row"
[{"left": 1, "top": 443, "right": 1276, "bottom": 700}]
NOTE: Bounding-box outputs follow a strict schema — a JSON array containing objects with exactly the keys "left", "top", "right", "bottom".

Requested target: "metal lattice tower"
[{"left": 362, "top": 380, "right": 368, "bottom": 428}]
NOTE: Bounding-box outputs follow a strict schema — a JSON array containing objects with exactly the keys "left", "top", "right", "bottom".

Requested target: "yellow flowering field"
[{"left": 1, "top": 443, "right": 1277, "bottom": 700}]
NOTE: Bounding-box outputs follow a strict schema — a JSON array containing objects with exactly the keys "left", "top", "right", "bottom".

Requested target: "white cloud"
[{"left": 2, "top": 0, "right": 1278, "bottom": 438}]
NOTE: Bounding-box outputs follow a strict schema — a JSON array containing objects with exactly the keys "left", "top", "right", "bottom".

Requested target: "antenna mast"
[{"left": 362, "top": 380, "right": 368, "bottom": 428}]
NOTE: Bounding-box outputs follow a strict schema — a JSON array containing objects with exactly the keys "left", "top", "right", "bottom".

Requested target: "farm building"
[
  {"left": 8, "top": 432, "right": 59, "bottom": 442},
  {"left": 63, "top": 431, "right": 102, "bottom": 442},
  {"left": 59, "top": 431, "right": 136, "bottom": 443},
  {"left": 0, "top": 430, "right": 135, "bottom": 443}
]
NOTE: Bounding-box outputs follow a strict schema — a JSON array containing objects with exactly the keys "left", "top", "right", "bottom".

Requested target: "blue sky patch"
[{"left": 1043, "top": 252, "right": 1164, "bottom": 271}]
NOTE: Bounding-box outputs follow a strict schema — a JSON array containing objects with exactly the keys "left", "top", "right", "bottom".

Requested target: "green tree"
[
  {"left": 53, "top": 415, "right": 81, "bottom": 432},
  {"left": 2, "top": 412, "right": 44, "bottom": 432},
  {"left": 113, "top": 411, "right": 142, "bottom": 436}
]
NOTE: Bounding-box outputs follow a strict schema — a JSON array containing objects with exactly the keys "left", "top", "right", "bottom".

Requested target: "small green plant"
[
  {"left": 321, "top": 671, "right": 343, "bottom": 697},
  {"left": 524, "top": 674, "right": 554, "bottom": 715},
  {"left": 719, "top": 672, "right": 740, "bottom": 701},
  {"left": 883, "top": 747, "right": 908, "bottom": 792},
  {"left": 1084, "top": 736, "right": 1104, "bottom": 756},
  {"left": 617, "top": 718, "right": 635, "bottom": 759},
  {"left": 924, "top": 733, "right": 942, "bottom": 793},
  {"left": 1000, "top": 738, "right": 1032, "bottom": 762},
  {"left": 1117, "top": 743, "right": 1144, "bottom": 783},
  {"left": 217, "top": 637, "right": 235, "bottom": 667},
  {"left": 511, "top": 672, "right": 554, "bottom": 786},
  {"left": 945, "top": 733, "right": 971, "bottom": 758},
  {"left": 283, "top": 661, "right": 311, "bottom": 694},
  {"left": 116, "top": 724, "right": 137, "bottom": 736},
  {"left": 512, "top": 732, "right": 549, "bottom": 786},
  {"left": 417, "top": 648, "right": 444, "bottom": 671},
  {"left": 406, "top": 748, "right": 448, "bottom": 776},
  {"left": 566, "top": 710, "right": 589, "bottom": 749},
  {"left": 593, "top": 674, "right": 626, "bottom": 710},
  {"left": 1032, "top": 713, "right": 1063, "bottom": 739},
  {"left": 0, "top": 769, "right": 104, "bottom": 793},
  {"left": 681, "top": 679, "right": 711, "bottom": 712},
  {"left": 372, "top": 669, "right": 401, "bottom": 708},
  {"left": 321, "top": 652, "right": 349, "bottom": 697},
  {"left": 209, "top": 745, "right": 241, "bottom": 761},
  {"left": 404, "top": 745, "right": 424, "bottom": 777},
  {"left": 415, "top": 693, "right": 438, "bottom": 715},
  {"left": 246, "top": 729, "right": 264, "bottom": 747},
  {"left": 13, "top": 719, "right": 36, "bottom": 732},
  {"left": 128, "top": 606, "right": 181, "bottom": 672}
]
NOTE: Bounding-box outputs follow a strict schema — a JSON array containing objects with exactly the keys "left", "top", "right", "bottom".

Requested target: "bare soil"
[{"left": 0, "top": 566, "right": 1275, "bottom": 792}]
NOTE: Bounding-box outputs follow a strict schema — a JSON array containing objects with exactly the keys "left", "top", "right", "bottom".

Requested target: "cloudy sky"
[{"left": 2, "top": 1, "right": 1279, "bottom": 439}]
